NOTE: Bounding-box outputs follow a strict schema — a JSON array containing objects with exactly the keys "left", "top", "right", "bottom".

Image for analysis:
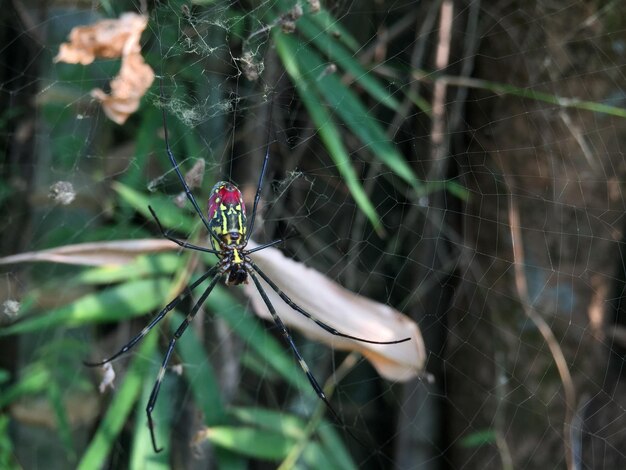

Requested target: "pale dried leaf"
[
  {"left": 0, "top": 239, "right": 174, "bottom": 267},
  {"left": 54, "top": 12, "right": 154, "bottom": 124},
  {"left": 54, "top": 12, "right": 148, "bottom": 65},
  {"left": 245, "top": 241, "right": 426, "bottom": 382},
  {"left": 91, "top": 52, "right": 155, "bottom": 124}
]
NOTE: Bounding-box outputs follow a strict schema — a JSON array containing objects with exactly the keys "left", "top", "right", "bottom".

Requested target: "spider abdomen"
[{"left": 207, "top": 181, "right": 247, "bottom": 248}]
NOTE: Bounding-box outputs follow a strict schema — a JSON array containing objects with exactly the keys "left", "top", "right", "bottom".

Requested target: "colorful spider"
[{"left": 86, "top": 85, "right": 411, "bottom": 453}]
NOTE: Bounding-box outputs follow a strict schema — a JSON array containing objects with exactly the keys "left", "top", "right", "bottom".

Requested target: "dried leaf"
[
  {"left": 91, "top": 53, "right": 155, "bottom": 124},
  {"left": 54, "top": 12, "right": 154, "bottom": 124},
  {"left": 245, "top": 242, "right": 426, "bottom": 382},
  {"left": 54, "top": 13, "right": 148, "bottom": 65},
  {"left": 0, "top": 239, "right": 173, "bottom": 267}
]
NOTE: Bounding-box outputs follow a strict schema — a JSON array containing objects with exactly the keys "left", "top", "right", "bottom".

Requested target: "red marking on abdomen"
[{"left": 207, "top": 181, "right": 246, "bottom": 219}]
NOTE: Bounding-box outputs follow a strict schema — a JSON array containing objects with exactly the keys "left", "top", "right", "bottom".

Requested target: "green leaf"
[
  {"left": 291, "top": 33, "right": 419, "bottom": 189},
  {"left": 302, "top": 440, "right": 346, "bottom": 470},
  {"left": 170, "top": 311, "right": 226, "bottom": 425},
  {"left": 113, "top": 182, "right": 197, "bottom": 233},
  {"left": 460, "top": 429, "right": 497, "bottom": 448},
  {"left": 318, "top": 424, "right": 357, "bottom": 470},
  {"left": 0, "top": 365, "right": 50, "bottom": 408},
  {"left": 207, "top": 287, "right": 310, "bottom": 392},
  {"left": 48, "top": 383, "right": 75, "bottom": 459},
  {"left": 308, "top": 9, "right": 360, "bottom": 52},
  {"left": 74, "top": 253, "right": 182, "bottom": 285},
  {"left": 231, "top": 407, "right": 306, "bottom": 440},
  {"left": 275, "top": 33, "right": 384, "bottom": 235},
  {"left": 298, "top": 16, "right": 399, "bottom": 110},
  {"left": 77, "top": 332, "right": 158, "bottom": 470},
  {"left": 129, "top": 353, "right": 172, "bottom": 469},
  {"left": 0, "top": 278, "right": 172, "bottom": 336},
  {"left": 205, "top": 426, "right": 296, "bottom": 460}
]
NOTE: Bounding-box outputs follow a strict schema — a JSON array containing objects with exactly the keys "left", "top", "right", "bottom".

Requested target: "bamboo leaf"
[
  {"left": 206, "top": 287, "right": 310, "bottom": 392},
  {"left": 298, "top": 16, "right": 399, "bottom": 109},
  {"left": 113, "top": 182, "right": 197, "bottom": 233},
  {"left": 286, "top": 33, "right": 419, "bottom": 189},
  {"left": 0, "top": 278, "right": 172, "bottom": 336},
  {"left": 75, "top": 253, "right": 181, "bottom": 284},
  {"left": 308, "top": 9, "right": 360, "bottom": 52},
  {"left": 77, "top": 333, "right": 158, "bottom": 470},
  {"left": 170, "top": 311, "right": 225, "bottom": 425},
  {"left": 203, "top": 426, "right": 295, "bottom": 460},
  {"left": 231, "top": 407, "right": 306, "bottom": 440},
  {"left": 275, "top": 33, "right": 384, "bottom": 235},
  {"left": 129, "top": 355, "right": 171, "bottom": 469}
]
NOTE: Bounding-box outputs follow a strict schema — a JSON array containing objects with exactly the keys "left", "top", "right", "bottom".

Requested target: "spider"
[{"left": 86, "top": 84, "right": 411, "bottom": 453}]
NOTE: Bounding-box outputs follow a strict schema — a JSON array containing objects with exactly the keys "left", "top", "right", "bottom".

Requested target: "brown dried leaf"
[
  {"left": 54, "top": 12, "right": 148, "bottom": 65},
  {"left": 54, "top": 12, "right": 154, "bottom": 124},
  {"left": 91, "top": 52, "right": 155, "bottom": 124},
  {"left": 245, "top": 241, "right": 426, "bottom": 382}
]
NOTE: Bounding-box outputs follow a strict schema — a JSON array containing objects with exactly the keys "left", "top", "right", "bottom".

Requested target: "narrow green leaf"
[
  {"left": 205, "top": 426, "right": 296, "bottom": 460},
  {"left": 318, "top": 424, "right": 357, "bottom": 470},
  {"left": 170, "top": 311, "right": 226, "bottom": 425},
  {"left": 415, "top": 69, "right": 626, "bottom": 119},
  {"left": 121, "top": 106, "right": 161, "bottom": 190},
  {"left": 275, "top": 34, "right": 384, "bottom": 235},
  {"left": 0, "top": 415, "right": 18, "bottom": 470},
  {"left": 77, "top": 332, "right": 158, "bottom": 470},
  {"left": 231, "top": 407, "right": 306, "bottom": 440},
  {"left": 207, "top": 286, "right": 310, "bottom": 392},
  {"left": 298, "top": 16, "right": 399, "bottom": 109},
  {"left": 47, "top": 383, "right": 75, "bottom": 459},
  {"left": 302, "top": 441, "right": 345, "bottom": 470},
  {"left": 308, "top": 9, "right": 360, "bottom": 52},
  {"left": 460, "top": 429, "right": 497, "bottom": 448},
  {"left": 0, "top": 278, "right": 172, "bottom": 336},
  {"left": 129, "top": 354, "right": 171, "bottom": 469},
  {"left": 74, "top": 253, "right": 182, "bottom": 285},
  {"left": 0, "top": 365, "right": 50, "bottom": 408},
  {"left": 113, "top": 182, "right": 197, "bottom": 233},
  {"left": 286, "top": 33, "right": 419, "bottom": 189}
]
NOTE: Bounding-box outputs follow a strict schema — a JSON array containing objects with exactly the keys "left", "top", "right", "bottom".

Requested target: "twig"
[
  {"left": 428, "top": 0, "right": 454, "bottom": 180},
  {"left": 502, "top": 170, "right": 577, "bottom": 470}
]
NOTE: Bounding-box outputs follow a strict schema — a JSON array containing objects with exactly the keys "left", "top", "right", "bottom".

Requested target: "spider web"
[{"left": 1, "top": 1, "right": 626, "bottom": 469}]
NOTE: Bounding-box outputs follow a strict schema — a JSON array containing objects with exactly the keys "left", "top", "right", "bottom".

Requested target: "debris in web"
[
  {"left": 1, "top": 299, "right": 20, "bottom": 319},
  {"left": 239, "top": 50, "right": 265, "bottom": 81},
  {"left": 279, "top": 4, "right": 303, "bottom": 34},
  {"left": 174, "top": 159, "right": 206, "bottom": 208},
  {"left": 48, "top": 181, "right": 76, "bottom": 205},
  {"left": 98, "top": 363, "right": 116, "bottom": 393}
]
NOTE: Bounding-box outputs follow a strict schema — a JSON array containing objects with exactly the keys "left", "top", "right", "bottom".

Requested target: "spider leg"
[
  {"left": 249, "top": 262, "right": 411, "bottom": 345},
  {"left": 147, "top": 273, "right": 221, "bottom": 453},
  {"left": 149, "top": 206, "right": 220, "bottom": 255},
  {"left": 246, "top": 103, "right": 273, "bottom": 242},
  {"left": 246, "top": 238, "right": 285, "bottom": 254},
  {"left": 248, "top": 273, "right": 348, "bottom": 426},
  {"left": 158, "top": 80, "right": 222, "bottom": 246},
  {"left": 84, "top": 266, "right": 218, "bottom": 367}
]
